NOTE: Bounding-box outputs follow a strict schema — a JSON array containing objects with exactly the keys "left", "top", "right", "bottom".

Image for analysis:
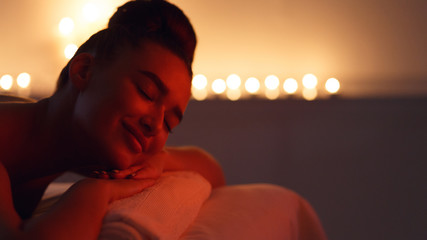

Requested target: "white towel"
[
  {"left": 98, "top": 171, "right": 212, "bottom": 240},
  {"left": 179, "top": 184, "right": 328, "bottom": 240}
]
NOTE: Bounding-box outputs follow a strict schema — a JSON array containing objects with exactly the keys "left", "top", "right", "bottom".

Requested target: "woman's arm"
[
  {"left": 0, "top": 163, "right": 155, "bottom": 240},
  {"left": 104, "top": 146, "right": 226, "bottom": 188},
  {"left": 163, "top": 146, "right": 226, "bottom": 188}
]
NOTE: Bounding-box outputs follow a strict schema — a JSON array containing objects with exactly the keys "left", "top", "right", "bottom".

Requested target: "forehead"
[{"left": 118, "top": 40, "right": 192, "bottom": 109}]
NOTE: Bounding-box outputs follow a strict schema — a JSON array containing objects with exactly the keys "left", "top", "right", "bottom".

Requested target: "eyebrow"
[{"left": 138, "top": 70, "right": 184, "bottom": 123}]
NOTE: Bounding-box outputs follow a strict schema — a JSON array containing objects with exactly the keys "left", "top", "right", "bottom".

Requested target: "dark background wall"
[{"left": 167, "top": 98, "right": 427, "bottom": 240}]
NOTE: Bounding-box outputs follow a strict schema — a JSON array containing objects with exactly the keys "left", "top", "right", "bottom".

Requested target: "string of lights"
[
  {"left": 0, "top": 1, "right": 341, "bottom": 101},
  {"left": 191, "top": 73, "right": 340, "bottom": 101}
]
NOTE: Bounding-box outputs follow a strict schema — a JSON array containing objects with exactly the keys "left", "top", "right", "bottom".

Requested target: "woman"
[{"left": 0, "top": 1, "right": 225, "bottom": 239}]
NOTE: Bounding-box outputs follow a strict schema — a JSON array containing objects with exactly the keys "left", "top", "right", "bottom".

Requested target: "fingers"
[
  {"left": 131, "top": 167, "right": 161, "bottom": 180},
  {"left": 98, "top": 165, "right": 161, "bottom": 180},
  {"left": 109, "top": 166, "right": 141, "bottom": 179},
  {"left": 92, "top": 167, "right": 139, "bottom": 179}
]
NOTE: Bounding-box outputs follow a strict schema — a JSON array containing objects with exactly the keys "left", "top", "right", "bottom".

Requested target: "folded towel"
[
  {"left": 180, "top": 184, "right": 328, "bottom": 240},
  {"left": 98, "top": 171, "right": 212, "bottom": 240}
]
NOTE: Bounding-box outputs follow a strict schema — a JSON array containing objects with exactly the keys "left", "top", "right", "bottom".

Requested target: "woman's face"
[{"left": 72, "top": 40, "right": 191, "bottom": 170}]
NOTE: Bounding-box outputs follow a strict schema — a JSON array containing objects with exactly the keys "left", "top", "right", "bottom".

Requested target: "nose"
[{"left": 140, "top": 105, "right": 164, "bottom": 137}]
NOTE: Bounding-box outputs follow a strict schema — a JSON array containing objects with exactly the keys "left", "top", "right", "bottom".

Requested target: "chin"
[{"left": 106, "top": 154, "right": 134, "bottom": 170}]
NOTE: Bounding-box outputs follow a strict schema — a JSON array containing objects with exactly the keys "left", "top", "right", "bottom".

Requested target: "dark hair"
[{"left": 56, "top": 0, "right": 196, "bottom": 90}]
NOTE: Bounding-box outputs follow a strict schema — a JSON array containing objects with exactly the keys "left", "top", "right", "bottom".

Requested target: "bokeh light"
[
  {"left": 83, "top": 3, "right": 100, "bottom": 22},
  {"left": 17, "top": 73, "right": 31, "bottom": 88},
  {"left": 245, "top": 77, "right": 260, "bottom": 94},
  {"left": 226, "top": 89, "right": 241, "bottom": 101},
  {"left": 283, "top": 78, "right": 298, "bottom": 94},
  {"left": 64, "top": 44, "right": 78, "bottom": 59},
  {"left": 265, "top": 75, "right": 280, "bottom": 90},
  {"left": 212, "top": 78, "right": 226, "bottom": 94},
  {"left": 302, "top": 88, "right": 317, "bottom": 101},
  {"left": 192, "top": 74, "right": 208, "bottom": 90},
  {"left": 58, "top": 17, "right": 74, "bottom": 35},
  {"left": 192, "top": 88, "right": 208, "bottom": 101},
  {"left": 0, "top": 74, "right": 13, "bottom": 90},
  {"left": 265, "top": 89, "right": 280, "bottom": 100},
  {"left": 302, "top": 74, "right": 318, "bottom": 89},
  {"left": 226, "top": 74, "right": 241, "bottom": 90},
  {"left": 325, "top": 78, "right": 340, "bottom": 94}
]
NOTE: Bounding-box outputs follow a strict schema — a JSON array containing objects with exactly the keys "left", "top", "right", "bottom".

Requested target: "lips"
[{"left": 122, "top": 121, "right": 147, "bottom": 153}]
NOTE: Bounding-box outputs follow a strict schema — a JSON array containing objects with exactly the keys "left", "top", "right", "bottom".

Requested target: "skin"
[{"left": 0, "top": 40, "right": 225, "bottom": 240}]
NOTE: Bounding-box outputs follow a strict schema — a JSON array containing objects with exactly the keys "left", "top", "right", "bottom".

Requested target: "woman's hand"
[{"left": 95, "top": 150, "right": 167, "bottom": 180}]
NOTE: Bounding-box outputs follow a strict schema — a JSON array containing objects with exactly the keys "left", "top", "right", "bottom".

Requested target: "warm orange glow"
[
  {"left": 302, "top": 74, "right": 318, "bottom": 89},
  {"left": 83, "top": 3, "right": 100, "bottom": 22},
  {"left": 283, "top": 78, "right": 298, "bottom": 94},
  {"left": 325, "top": 78, "right": 340, "bottom": 94},
  {"left": 59, "top": 17, "right": 75, "bottom": 35},
  {"left": 192, "top": 74, "right": 208, "bottom": 90},
  {"left": 212, "top": 79, "right": 226, "bottom": 94},
  {"left": 64, "top": 44, "right": 78, "bottom": 59},
  {"left": 17, "top": 73, "right": 31, "bottom": 88},
  {"left": 265, "top": 89, "right": 280, "bottom": 100},
  {"left": 191, "top": 88, "right": 208, "bottom": 101},
  {"left": 226, "top": 89, "right": 241, "bottom": 101},
  {"left": 245, "top": 77, "right": 260, "bottom": 94},
  {"left": 265, "top": 75, "right": 280, "bottom": 90},
  {"left": 0, "top": 74, "right": 13, "bottom": 90},
  {"left": 302, "top": 88, "right": 317, "bottom": 101},
  {"left": 226, "top": 74, "right": 241, "bottom": 90}
]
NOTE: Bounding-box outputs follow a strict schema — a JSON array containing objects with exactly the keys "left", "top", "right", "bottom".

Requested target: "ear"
[{"left": 68, "top": 53, "right": 94, "bottom": 91}]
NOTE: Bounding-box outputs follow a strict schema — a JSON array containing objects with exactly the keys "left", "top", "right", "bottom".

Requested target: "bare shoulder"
[
  {"left": 0, "top": 102, "right": 38, "bottom": 154},
  {"left": 165, "top": 145, "right": 213, "bottom": 156},
  {"left": 165, "top": 146, "right": 218, "bottom": 165},
  {"left": 164, "top": 146, "right": 226, "bottom": 187}
]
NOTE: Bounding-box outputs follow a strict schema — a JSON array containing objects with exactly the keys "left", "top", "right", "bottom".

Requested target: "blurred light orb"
[
  {"left": 17, "top": 73, "right": 31, "bottom": 88},
  {"left": 0, "top": 74, "right": 13, "bottom": 90},
  {"left": 226, "top": 74, "right": 241, "bottom": 90},
  {"left": 302, "top": 88, "right": 317, "bottom": 101},
  {"left": 283, "top": 78, "right": 298, "bottom": 94},
  {"left": 265, "top": 75, "right": 280, "bottom": 90},
  {"left": 192, "top": 88, "right": 208, "bottom": 101},
  {"left": 58, "top": 17, "right": 74, "bottom": 35},
  {"left": 192, "top": 74, "right": 208, "bottom": 90},
  {"left": 212, "top": 78, "right": 226, "bottom": 94},
  {"left": 226, "top": 89, "right": 241, "bottom": 101},
  {"left": 245, "top": 77, "right": 260, "bottom": 94},
  {"left": 64, "top": 44, "right": 78, "bottom": 59},
  {"left": 265, "top": 89, "right": 280, "bottom": 100},
  {"left": 302, "top": 73, "right": 318, "bottom": 89},
  {"left": 83, "top": 3, "right": 99, "bottom": 22},
  {"left": 325, "top": 78, "right": 340, "bottom": 94}
]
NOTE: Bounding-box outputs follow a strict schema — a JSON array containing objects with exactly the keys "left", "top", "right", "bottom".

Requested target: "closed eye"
[
  {"left": 138, "top": 87, "right": 153, "bottom": 101},
  {"left": 164, "top": 120, "right": 173, "bottom": 133}
]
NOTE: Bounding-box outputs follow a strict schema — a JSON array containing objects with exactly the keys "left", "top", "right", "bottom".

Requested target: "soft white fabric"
[
  {"left": 179, "top": 184, "right": 328, "bottom": 240},
  {"left": 37, "top": 174, "right": 327, "bottom": 240},
  {"left": 98, "top": 171, "right": 212, "bottom": 240}
]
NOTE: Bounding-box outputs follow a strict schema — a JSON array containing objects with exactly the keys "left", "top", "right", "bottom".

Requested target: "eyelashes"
[
  {"left": 137, "top": 86, "right": 173, "bottom": 134},
  {"left": 164, "top": 120, "right": 173, "bottom": 133},
  {"left": 138, "top": 87, "right": 153, "bottom": 101}
]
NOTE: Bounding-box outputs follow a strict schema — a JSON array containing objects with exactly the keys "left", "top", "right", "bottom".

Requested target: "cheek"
[{"left": 149, "top": 133, "right": 169, "bottom": 153}]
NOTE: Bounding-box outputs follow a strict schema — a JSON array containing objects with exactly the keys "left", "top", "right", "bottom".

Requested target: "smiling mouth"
[{"left": 122, "top": 121, "right": 146, "bottom": 153}]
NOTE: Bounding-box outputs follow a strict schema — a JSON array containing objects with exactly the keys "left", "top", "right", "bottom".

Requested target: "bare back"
[{"left": 0, "top": 101, "right": 59, "bottom": 219}]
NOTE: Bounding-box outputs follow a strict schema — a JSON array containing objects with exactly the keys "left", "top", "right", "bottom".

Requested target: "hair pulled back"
[{"left": 56, "top": 0, "right": 196, "bottom": 90}]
